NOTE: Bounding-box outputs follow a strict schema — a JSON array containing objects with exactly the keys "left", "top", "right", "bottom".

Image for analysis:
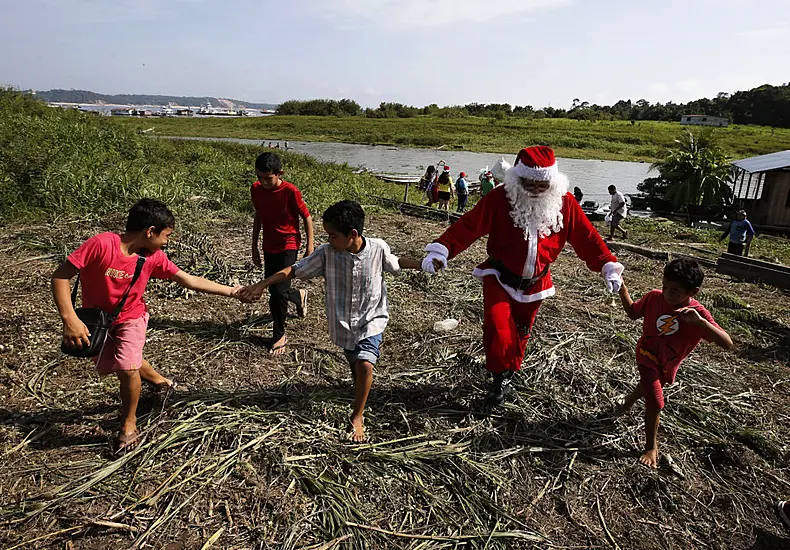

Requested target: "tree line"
[{"left": 276, "top": 83, "right": 790, "bottom": 128}]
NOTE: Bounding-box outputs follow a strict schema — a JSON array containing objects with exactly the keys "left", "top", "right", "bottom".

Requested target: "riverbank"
[{"left": 115, "top": 115, "right": 790, "bottom": 163}]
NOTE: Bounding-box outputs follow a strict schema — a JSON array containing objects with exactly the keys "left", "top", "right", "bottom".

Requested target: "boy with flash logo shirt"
[{"left": 617, "top": 258, "right": 733, "bottom": 469}]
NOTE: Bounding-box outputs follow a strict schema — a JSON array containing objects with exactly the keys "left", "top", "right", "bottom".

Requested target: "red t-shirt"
[
  {"left": 632, "top": 290, "right": 721, "bottom": 383},
  {"left": 67, "top": 232, "right": 181, "bottom": 324},
  {"left": 250, "top": 180, "right": 310, "bottom": 254}
]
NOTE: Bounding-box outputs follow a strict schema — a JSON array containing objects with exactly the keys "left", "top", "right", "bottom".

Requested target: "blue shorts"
[{"left": 344, "top": 333, "right": 383, "bottom": 365}]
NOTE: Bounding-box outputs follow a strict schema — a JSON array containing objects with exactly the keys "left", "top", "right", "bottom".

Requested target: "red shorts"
[
  {"left": 93, "top": 313, "right": 149, "bottom": 375},
  {"left": 638, "top": 363, "right": 666, "bottom": 410}
]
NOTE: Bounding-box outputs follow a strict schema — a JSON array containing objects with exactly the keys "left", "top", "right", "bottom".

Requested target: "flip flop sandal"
[
  {"left": 150, "top": 381, "right": 178, "bottom": 405},
  {"left": 114, "top": 429, "right": 141, "bottom": 455},
  {"left": 776, "top": 501, "right": 790, "bottom": 531},
  {"left": 296, "top": 290, "right": 308, "bottom": 318},
  {"left": 269, "top": 338, "right": 288, "bottom": 355}
]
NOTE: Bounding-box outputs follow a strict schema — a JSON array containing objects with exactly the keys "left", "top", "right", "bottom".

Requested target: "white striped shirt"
[{"left": 293, "top": 238, "right": 401, "bottom": 349}]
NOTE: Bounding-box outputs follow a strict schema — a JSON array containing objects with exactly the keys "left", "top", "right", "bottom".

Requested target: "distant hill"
[{"left": 28, "top": 89, "right": 277, "bottom": 110}]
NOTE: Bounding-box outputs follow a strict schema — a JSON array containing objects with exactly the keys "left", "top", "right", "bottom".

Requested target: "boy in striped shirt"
[{"left": 240, "top": 200, "right": 422, "bottom": 441}]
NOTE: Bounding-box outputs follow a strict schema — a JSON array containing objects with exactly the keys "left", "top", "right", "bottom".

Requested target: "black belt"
[{"left": 489, "top": 259, "right": 549, "bottom": 291}]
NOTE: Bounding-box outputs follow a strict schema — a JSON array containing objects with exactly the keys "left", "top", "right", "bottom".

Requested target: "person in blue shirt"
[
  {"left": 719, "top": 210, "right": 755, "bottom": 256},
  {"left": 455, "top": 172, "right": 469, "bottom": 212}
]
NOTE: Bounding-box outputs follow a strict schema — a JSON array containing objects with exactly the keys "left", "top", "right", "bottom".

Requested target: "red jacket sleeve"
[
  {"left": 435, "top": 191, "right": 496, "bottom": 259},
  {"left": 563, "top": 194, "right": 617, "bottom": 272}
]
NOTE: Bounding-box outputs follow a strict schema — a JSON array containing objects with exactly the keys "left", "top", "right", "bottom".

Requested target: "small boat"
[
  {"left": 374, "top": 173, "right": 422, "bottom": 184},
  {"left": 581, "top": 201, "right": 607, "bottom": 221},
  {"left": 625, "top": 193, "right": 649, "bottom": 211}
]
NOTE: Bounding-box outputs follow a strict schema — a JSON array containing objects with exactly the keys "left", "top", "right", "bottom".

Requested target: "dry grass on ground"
[{"left": 0, "top": 211, "right": 789, "bottom": 549}]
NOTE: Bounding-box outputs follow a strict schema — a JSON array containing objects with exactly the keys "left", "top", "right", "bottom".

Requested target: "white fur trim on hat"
[{"left": 513, "top": 162, "right": 559, "bottom": 181}]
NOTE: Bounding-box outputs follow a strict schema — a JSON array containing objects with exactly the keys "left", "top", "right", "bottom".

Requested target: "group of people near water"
[
  {"left": 419, "top": 159, "right": 506, "bottom": 213},
  {"left": 54, "top": 146, "right": 737, "bottom": 472}
]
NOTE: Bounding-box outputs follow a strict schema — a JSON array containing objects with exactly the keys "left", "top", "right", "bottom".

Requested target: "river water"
[{"left": 169, "top": 136, "right": 651, "bottom": 205}]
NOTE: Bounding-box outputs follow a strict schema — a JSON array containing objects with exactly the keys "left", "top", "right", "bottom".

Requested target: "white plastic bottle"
[{"left": 433, "top": 319, "right": 460, "bottom": 333}]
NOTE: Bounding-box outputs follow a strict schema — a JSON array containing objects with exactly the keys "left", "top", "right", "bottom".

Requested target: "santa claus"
[{"left": 422, "top": 146, "right": 624, "bottom": 410}]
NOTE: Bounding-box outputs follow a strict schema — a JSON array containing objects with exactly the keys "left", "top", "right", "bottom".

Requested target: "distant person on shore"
[
  {"left": 616, "top": 258, "right": 733, "bottom": 468},
  {"left": 423, "top": 166, "right": 437, "bottom": 206},
  {"left": 250, "top": 152, "right": 314, "bottom": 355},
  {"left": 480, "top": 171, "right": 495, "bottom": 197},
  {"left": 52, "top": 199, "right": 242, "bottom": 453},
  {"left": 274, "top": 142, "right": 280, "bottom": 149},
  {"left": 607, "top": 184, "right": 628, "bottom": 240},
  {"left": 455, "top": 171, "right": 469, "bottom": 212},
  {"left": 719, "top": 209, "right": 754, "bottom": 256},
  {"left": 436, "top": 167, "right": 454, "bottom": 210},
  {"left": 574, "top": 187, "right": 584, "bottom": 203},
  {"left": 284, "top": 141, "right": 289, "bottom": 150},
  {"left": 420, "top": 165, "right": 436, "bottom": 191},
  {"left": 239, "top": 200, "right": 423, "bottom": 442}
]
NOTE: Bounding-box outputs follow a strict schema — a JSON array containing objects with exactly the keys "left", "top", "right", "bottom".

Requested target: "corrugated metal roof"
[{"left": 732, "top": 150, "right": 790, "bottom": 173}]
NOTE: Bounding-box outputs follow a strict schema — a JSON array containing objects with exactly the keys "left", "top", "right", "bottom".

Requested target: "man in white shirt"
[{"left": 607, "top": 185, "right": 628, "bottom": 240}]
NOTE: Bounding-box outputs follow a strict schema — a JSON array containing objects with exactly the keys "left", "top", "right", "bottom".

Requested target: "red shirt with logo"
[
  {"left": 632, "top": 290, "right": 721, "bottom": 384},
  {"left": 250, "top": 180, "right": 310, "bottom": 254},
  {"left": 68, "top": 232, "right": 181, "bottom": 324}
]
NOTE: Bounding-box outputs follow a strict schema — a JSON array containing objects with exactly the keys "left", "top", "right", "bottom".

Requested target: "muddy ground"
[{"left": 0, "top": 210, "right": 788, "bottom": 549}]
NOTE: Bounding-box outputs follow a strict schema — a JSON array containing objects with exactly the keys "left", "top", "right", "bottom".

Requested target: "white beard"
[{"left": 503, "top": 169, "right": 569, "bottom": 238}]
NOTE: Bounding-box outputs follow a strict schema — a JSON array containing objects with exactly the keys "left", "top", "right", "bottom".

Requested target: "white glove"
[
  {"left": 421, "top": 243, "right": 449, "bottom": 274},
  {"left": 602, "top": 261, "right": 624, "bottom": 293}
]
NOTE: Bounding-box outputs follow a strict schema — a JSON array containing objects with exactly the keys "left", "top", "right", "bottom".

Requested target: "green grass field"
[{"left": 116, "top": 115, "right": 790, "bottom": 162}]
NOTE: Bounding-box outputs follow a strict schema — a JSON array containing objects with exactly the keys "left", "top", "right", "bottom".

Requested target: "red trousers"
[{"left": 482, "top": 276, "right": 542, "bottom": 374}]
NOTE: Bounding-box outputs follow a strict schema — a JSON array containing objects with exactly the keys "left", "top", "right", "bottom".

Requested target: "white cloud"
[
  {"left": 735, "top": 24, "right": 789, "bottom": 40},
  {"left": 317, "top": 0, "right": 572, "bottom": 28}
]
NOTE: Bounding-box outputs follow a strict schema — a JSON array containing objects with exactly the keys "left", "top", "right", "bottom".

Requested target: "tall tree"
[{"left": 645, "top": 129, "right": 733, "bottom": 221}]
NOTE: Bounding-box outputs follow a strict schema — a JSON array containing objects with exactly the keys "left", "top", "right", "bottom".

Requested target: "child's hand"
[
  {"left": 252, "top": 248, "right": 261, "bottom": 268},
  {"left": 676, "top": 307, "right": 704, "bottom": 326},
  {"left": 239, "top": 283, "right": 265, "bottom": 303},
  {"left": 63, "top": 315, "right": 91, "bottom": 349},
  {"left": 229, "top": 285, "right": 245, "bottom": 300}
]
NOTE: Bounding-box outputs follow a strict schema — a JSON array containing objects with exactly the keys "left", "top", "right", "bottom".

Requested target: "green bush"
[{"left": 0, "top": 89, "right": 392, "bottom": 222}]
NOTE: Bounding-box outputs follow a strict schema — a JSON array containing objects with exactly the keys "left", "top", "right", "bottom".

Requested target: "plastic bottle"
[{"left": 433, "top": 319, "right": 460, "bottom": 333}]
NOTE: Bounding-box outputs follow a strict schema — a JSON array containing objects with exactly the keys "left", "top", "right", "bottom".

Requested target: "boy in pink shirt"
[
  {"left": 617, "top": 258, "right": 733, "bottom": 468},
  {"left": 52, "top": 199, "right": 242, "bottom": 453}
]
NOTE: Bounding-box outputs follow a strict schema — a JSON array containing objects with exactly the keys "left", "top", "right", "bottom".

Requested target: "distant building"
[
  {"left": 731, "top": 150, "right": 790, "bottom": 230},
  {"left": 680, "top": 114, "right": 728, "bottom": 127}
]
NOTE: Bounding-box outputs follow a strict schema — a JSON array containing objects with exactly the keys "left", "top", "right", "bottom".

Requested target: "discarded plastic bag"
[{"left": 433, "top": 319, "right": 460, "bottom": 333}]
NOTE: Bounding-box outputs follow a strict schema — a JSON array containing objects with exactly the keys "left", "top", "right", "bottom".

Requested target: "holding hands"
[{"left": 421, "top": 243, "right": 449, "bottom": 274}]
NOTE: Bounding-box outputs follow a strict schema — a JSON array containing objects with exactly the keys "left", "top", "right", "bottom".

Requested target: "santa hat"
[
  {"left": 513, "top": 146, "right": 558, "bottom": 181},
  {"left": 460, "top": 172, "right": 467, "bottom": 177},
  {"left": 443, "top": 165, "right": 451, "bottom": 172}
]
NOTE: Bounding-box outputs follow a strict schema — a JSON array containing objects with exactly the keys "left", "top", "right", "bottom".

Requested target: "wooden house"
[{"left": 731, "top": 150, "right": 790, "bottom": 230}]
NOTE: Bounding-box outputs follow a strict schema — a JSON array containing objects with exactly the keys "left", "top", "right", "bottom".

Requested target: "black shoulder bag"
[{"left": 61, "top": 255, "right": 146, "bottom": 358}]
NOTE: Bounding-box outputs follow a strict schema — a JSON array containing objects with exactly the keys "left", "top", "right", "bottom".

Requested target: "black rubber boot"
[{"left": 484, "top": 371, "right": 514, "bottom": 412}]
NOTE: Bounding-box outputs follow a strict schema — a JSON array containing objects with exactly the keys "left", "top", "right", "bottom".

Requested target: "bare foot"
[
  {"left": 269, "top": 335, "right": 288, "bottom": 356},
  {"left": 296, "top": 289, "right": 308, "bottom": 318},
  {"left": 639, "top": 448, "right": 659, "bottom": 468},
  {"left": 615, "top": 400, "right": 632, "bottom": 417},
  {"left": 349, "top": 414, "right": 366, "bottom": 442}
]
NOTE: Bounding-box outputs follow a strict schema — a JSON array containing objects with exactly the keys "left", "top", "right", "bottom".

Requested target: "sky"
[{"left": 1, "top": 0, "right": 788, "bottom": 109}]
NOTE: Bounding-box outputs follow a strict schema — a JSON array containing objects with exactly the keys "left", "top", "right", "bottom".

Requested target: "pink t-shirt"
[
  {"left": 632, "top": 289, "right": 721, "bottom": 384},
  {"left": 68, "top": 232, "right": 181, "bottom": 324}
]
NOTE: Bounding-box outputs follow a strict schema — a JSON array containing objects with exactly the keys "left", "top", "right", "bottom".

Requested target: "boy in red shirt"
[
  {"left": 617, "top": 258, "right": 733, "bottom": 468},
  {"left": 250, "top": 152, "right": 314, "bottom": 355},
  {"left": 52, "top": 199, "right": 242, "bottom": 453}
]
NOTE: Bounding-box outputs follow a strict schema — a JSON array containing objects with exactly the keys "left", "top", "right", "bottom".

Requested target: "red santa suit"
[{"left": 423, "top": 146, "right": 621, "bottom": 376}]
